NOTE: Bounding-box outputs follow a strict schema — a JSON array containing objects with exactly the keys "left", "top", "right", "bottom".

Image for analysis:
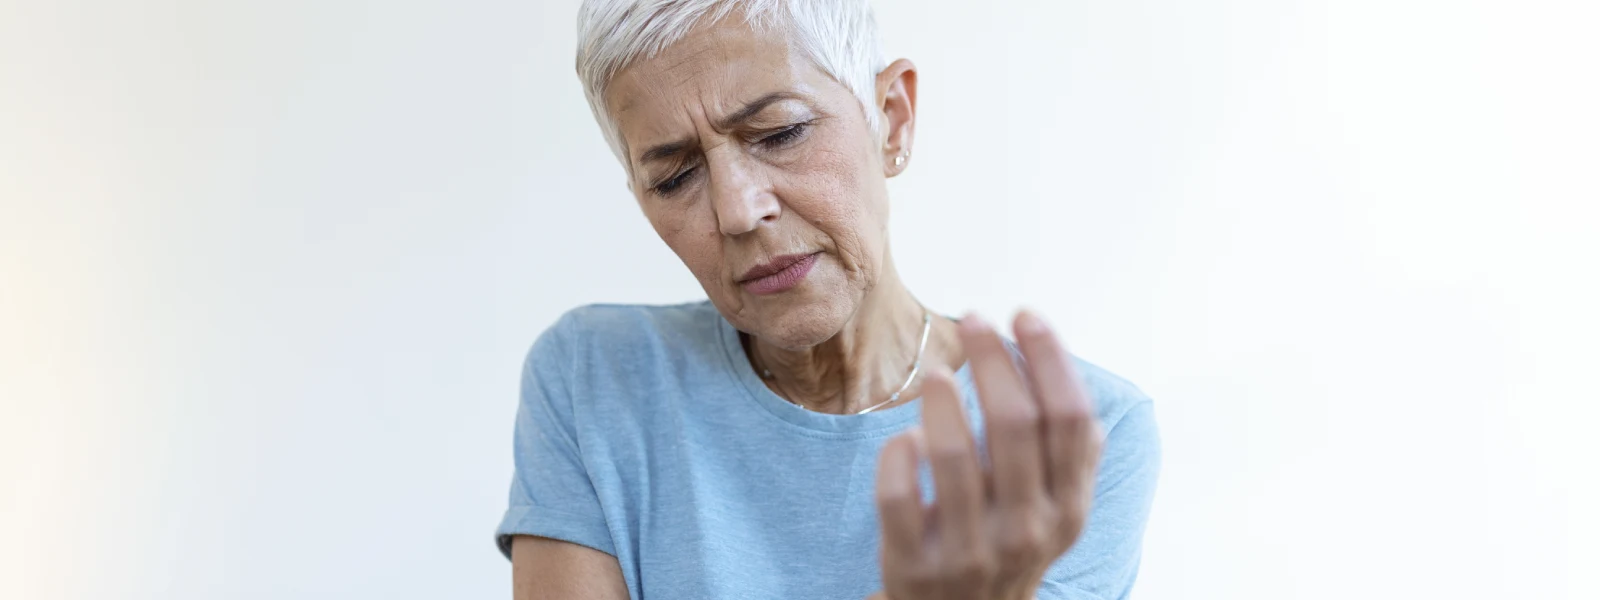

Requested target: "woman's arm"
[{"left": 511, "top": 535, "right": 629, "bottom": 600}]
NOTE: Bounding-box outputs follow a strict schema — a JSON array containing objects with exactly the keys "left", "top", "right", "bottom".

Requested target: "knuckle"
[
  {"left": 975, "top": 553, "right": 1000, "bottom": 578},
  {"left": 928, "top": 442, "right": 971, "bottom": 465},
  {"left": 1055, "top": 498, "right": 1090, "bottom": 536},
  {"left": 1089, "top": 422, "right": 1107, "bottom": 448},
  {"left": 991, "top": 404, "right": 1041, "bottom": 433},
  {"left": 1056, "top": 516, "right": 1086, "bottom": 542},
  {"left": 1044, "top": 402, "right": 1092, "bottom": 431},
  {"left": 997, "top": 524, "right": 1049, "bottom": 560},
  {"left": 950, "top": 552, "right": 999, "bottom": 581},
  {"left": 903, "top": 563, "right": 940, "bottom": 586},
  {"left": 875, "top": 485, "right": 916, "bottom": 508}
]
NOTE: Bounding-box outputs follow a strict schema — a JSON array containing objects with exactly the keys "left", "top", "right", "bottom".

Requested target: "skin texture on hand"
[{"left": 872, "top": 310, "right": 1104, "bottom": 600}]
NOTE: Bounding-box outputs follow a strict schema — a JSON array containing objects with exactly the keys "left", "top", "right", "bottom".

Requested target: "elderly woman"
[{"left": 495, "top": 1, "right": 1160, "bottom": 598}]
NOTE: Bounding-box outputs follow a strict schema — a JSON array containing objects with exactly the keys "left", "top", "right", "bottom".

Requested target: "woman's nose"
[{"left": 706, "top": 152, "right": 779, "bottom": 237}]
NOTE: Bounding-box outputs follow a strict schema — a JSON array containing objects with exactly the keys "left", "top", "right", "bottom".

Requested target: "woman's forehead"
[{"left": 605, "top": 18, "right": 825, "bottom": 133}]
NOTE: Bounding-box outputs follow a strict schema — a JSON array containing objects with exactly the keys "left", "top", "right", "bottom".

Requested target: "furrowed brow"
[
  {"left": 638, "top": 138, "right": 693, "bottom": 164},
  {"left": 715, "top": 91, "right": 805, "bottom": 130},
  {"left": 634, "top": 92, "right": 805, "bottom": 165}
]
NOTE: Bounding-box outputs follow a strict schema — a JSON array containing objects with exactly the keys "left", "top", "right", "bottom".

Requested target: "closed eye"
[
  {"left": 652, "top": 166, "right": 698, "bottom": 197},
  {"left": 758, "top": 122, "right": 809, "bottom": 149}
]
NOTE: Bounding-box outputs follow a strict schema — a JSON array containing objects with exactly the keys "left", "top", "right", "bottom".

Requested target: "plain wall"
[{"left": 3, "top": 0, "right": 1596, "bottom": 598}]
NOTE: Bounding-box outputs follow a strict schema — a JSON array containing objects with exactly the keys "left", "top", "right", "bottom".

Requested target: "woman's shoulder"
[
  {"left": 530, "top": 299, "right": 724, "bottom": 368},
  {"left": 1068, "top": 356, "right": 1156, "bottom": 431},
  {"left": 546, "top": 299, "right": 717, "bottom": 340}
]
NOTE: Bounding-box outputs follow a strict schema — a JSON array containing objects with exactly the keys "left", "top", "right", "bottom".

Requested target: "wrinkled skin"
[{"left": 602, "top": 16, "right": 1103, "bottom": 600}]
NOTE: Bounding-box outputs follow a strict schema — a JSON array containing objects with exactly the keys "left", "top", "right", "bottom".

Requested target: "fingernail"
[
  {"left": 906, "top": 426, "right": 927, "bottom": 456},
  {"left": 1017, "top": 309, "right": 1048, "bottom": 335},
  {"left": 960, "top": 312, "right": 990, "bottom": 334}
]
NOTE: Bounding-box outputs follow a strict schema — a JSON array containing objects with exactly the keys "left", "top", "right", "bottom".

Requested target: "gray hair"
[{"left": 576, "top": 0, "right": 886, "bottom": 166}]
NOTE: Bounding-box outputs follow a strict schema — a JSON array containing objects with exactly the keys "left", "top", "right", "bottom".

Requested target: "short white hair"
[{"left": 576, "top": 0, "right": 886, "bottom": 165}]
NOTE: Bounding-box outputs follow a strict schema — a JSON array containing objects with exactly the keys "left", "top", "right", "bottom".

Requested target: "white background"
[{"left": 3, "top": 0, "right": 1597, "bottom": 598}]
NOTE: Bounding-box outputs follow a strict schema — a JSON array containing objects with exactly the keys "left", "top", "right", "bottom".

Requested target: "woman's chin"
[{"left": 741, "top": 295, "right": 854, "bottom": 350}]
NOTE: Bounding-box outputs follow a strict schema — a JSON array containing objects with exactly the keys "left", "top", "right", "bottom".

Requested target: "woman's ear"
[{"left": 875, "top": 58, "right": 918, "bottom": 177}]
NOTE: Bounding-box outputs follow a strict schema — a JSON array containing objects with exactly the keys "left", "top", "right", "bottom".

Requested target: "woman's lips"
[{"left": 740, "top": 252, "right": 819, "bottom": 295}]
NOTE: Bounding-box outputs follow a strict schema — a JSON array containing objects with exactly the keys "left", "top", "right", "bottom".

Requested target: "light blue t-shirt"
[{"left": 496, "top": 301, "right": 1160, "bottom": 599}]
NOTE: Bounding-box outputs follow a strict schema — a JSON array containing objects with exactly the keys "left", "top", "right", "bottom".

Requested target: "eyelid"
[
  {"left": 755, "top": 120, "right": 811, "bottom": 146},
  {"left": 645, "top": 118, "right": 808, "bottom": 195},
  {"left": 651, "top": 164, "right": 698, "bottom": 196},
  {"left": 763, "top": 124, "right": 797, "bottom": 137},
  {"left": 651, "top": 156, "right": 697, "bottom": 185}
]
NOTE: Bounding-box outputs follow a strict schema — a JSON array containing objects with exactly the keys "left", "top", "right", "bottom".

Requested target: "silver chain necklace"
[{"left": 759, "top": 308, "right": 933, "bottom": 415}]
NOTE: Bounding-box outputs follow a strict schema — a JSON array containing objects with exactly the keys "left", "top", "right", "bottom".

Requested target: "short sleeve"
[
  {"left": 1037, "top": 400, "right": 1162, "bottom": 600},
  {"left": 494, "top": 314, "right": 617, "bottom": 559}
]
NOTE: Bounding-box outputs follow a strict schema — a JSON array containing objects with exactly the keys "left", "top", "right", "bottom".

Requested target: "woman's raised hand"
[{"left": 872, "top": 311, "right": 1103, "bottom": 600}]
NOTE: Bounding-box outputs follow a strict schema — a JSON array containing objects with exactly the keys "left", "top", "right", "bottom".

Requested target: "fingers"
[
  {"left": 959, "top": 314, "right": 1046, "bottom": 511},
  {"left": 877, "top": 309, "right": 1099, "bottom": 596},
  {"left": 920, "top": 367, "right": 985, "bottom": 554},
  {"left": 1012, "top": 310, "right": 1102, "bottom": 514},
  {"left": 875, "top": 429, "right": 925, "bottom": 559}
]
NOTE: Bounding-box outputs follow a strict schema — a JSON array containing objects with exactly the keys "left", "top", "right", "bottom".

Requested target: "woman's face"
[{"left": 605, "top": 18, "right": 904, "bottom": 349}]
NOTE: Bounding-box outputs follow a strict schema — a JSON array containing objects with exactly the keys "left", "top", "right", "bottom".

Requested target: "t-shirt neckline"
[{"left": 712, "top": 305, "right": 975, "bottom": 437}]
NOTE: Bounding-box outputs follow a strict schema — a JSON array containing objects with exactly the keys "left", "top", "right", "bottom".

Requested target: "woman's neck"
[{"left": 742, "top": 268, "right": 963, "bottom": 414}]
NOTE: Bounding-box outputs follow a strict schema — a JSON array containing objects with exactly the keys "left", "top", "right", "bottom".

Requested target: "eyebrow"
[{"left": 635, "top": 91, "right": 806, "bottom": 165}]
